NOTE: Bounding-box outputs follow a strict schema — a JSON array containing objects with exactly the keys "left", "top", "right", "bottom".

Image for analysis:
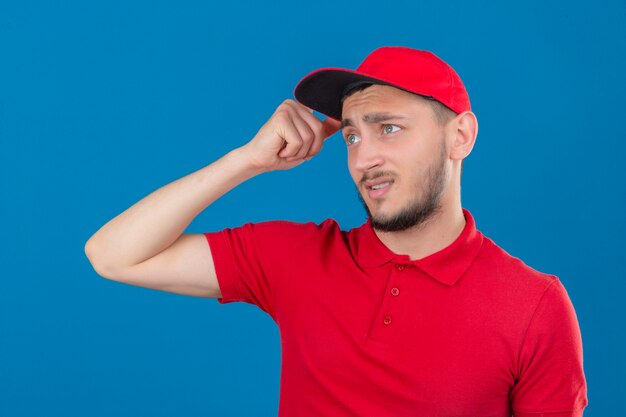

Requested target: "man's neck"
[{"left": 373, "top": 202, "right": 466, "bottom": 261}]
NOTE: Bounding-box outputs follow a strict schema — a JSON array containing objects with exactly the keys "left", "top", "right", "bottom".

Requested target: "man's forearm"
[
  {"left": 84, "top": 146, "right": 262, "bottom": 273},
  {"left": 85, "top": 98, "right": 340, "bottom": 276}
]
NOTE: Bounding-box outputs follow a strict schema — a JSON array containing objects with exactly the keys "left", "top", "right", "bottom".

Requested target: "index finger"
[
  {"left": 290, "top": 100, "right": 341, "bottom": 139},
  {"left": 296, "top": 102, "right": 315, "bottom": 114},
  {"left": 321, "top": 116, "right": 342, "bottom": 139}
]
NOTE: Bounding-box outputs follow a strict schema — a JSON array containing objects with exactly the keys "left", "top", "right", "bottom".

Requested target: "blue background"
[{"left": 1, "top": 0, "right": 624, "bottom": 415}]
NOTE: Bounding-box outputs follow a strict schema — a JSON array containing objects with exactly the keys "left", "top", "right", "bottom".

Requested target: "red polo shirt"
[{"left": 204, "top": 208, "right": 588, "bottom": 417}]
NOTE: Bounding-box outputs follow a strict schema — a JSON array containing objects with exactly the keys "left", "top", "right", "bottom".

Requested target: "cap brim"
[{"left": 293, "top": 68, "right": 395, "bottom": 121}]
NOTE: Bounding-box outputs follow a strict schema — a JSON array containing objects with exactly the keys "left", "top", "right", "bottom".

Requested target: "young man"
[{"left": 85, "top": 46, "right": 588, "bottom": 416}]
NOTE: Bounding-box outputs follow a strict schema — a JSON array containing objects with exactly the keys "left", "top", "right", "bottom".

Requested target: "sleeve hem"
[
  {"left": 204, "top": 231, "right": 244, "bottom": 304},
  {"left": 513, "top": 406, "right": 587, "bottom": 417}
]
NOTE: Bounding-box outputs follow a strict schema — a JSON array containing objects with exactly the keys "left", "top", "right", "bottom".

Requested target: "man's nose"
[{"left": 353, "top": 134, "right": 385, "bottom": 173}]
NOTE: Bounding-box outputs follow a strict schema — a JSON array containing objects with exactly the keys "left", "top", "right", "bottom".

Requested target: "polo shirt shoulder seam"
[
  {"left": 477, "top": 237, "right": 557, "bottom": 283},
  {"left": 515, "top": 275, "right": 559, "bottom": 373}
]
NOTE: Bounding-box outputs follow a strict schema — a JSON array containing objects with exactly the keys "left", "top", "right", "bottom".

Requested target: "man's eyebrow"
[{"left": 341, "top": 113, "right": 407, "bottom": 129}]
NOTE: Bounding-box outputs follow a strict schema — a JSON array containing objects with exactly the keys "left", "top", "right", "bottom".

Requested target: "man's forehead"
[
  {"left": 340, "top": 84, "right": 429, "bottom": 121},
  {"left": 341, "top": 85, "right": 429, "bottom": 129}
]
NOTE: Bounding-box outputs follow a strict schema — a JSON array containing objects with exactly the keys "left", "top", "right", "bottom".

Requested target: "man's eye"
[
  {"left": 383, "top": 124, "right": 400, "bottom": 134},
  {"left": 346, "top": 133, "right": 361, "bottom": 145}
]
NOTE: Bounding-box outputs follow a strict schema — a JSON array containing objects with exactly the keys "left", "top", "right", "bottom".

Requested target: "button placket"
[{"left": 366, "top": 263, "right": 407, "bottom": 346}]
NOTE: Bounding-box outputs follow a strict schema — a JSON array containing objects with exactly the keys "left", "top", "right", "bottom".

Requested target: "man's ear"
[{"left": 449, "top": 111, "right": 478, "bottom": 161}]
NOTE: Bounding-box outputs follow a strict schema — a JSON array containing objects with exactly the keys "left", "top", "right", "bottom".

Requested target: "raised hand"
[{"left": 241, "top": 99, "right": 342, "bottom": 172}]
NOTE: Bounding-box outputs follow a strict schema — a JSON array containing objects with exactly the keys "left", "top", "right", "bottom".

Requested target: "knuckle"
[
  {"left": 275, "top": 105, "right": 289, "bottom": 116},
  {"left": 303, "top": 130, "right": 315, "bottom": 142},
  {"left": 312, "top": 121, "right": 325, "bottom": 136},
  {"left": 310, "top": 143, "right": 322, "bottom": 155},
  {"left": 289, "top": 136, "right": 303, "bottom": 147}
]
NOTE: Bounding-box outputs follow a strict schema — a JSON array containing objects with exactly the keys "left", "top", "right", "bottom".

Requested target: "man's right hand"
[{"left": 240, "top": 99, "right": 342, "bottom": 172}]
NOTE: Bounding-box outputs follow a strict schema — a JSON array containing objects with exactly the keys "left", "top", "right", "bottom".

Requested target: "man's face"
[{"left": 340, "top": 85, "right": 452, "bottom": 232}]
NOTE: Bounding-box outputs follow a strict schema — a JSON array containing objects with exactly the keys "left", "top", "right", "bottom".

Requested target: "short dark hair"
[{"left": 340, "top": 82, "right": 465, "bottom": 176}]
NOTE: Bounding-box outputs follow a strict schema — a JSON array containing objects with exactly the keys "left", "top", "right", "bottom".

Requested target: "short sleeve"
[
  {"left": 510, "top": 278, "right": 588, "bottom": 417},
  {"left": 203, "top": 220, "right": 326, "bottom": 320}
]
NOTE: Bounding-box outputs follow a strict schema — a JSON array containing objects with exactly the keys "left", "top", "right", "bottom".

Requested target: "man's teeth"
[{"left": 371, "top": 182, "right": 392, "bottom": 190}]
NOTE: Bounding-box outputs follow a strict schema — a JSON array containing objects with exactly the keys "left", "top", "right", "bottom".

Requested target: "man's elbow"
[{"left": 84, "top": 241, "right": 118, "bottom": 281}]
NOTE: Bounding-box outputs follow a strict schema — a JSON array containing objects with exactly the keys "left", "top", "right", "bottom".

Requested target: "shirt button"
[
  {"left": 395, "top": 264, "right": 405, "bottom": 271},
  {"left": 391, "top": 287, "right": 400, "bottom": 296},
  {"left": 383, "top": 315, "right": 392, "bottom": 325}
]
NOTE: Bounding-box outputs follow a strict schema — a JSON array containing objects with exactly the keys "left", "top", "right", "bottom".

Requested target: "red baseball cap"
[{"left": 293, "top": 46, "right": 471, "bottom": 121}]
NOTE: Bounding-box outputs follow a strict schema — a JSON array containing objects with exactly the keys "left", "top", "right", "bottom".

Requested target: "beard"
[{"left": 357, "top": 141, "right": 449, "bottom": 232}]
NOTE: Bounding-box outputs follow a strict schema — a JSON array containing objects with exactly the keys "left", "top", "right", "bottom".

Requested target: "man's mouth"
[
  {"left": 364, "top": 178, "right": 394, "bottom": 199},
  {"left": 369, "top": 181, "right": 393, "bottom": 190},
  {"left": 364, "top": 177, "right": 394, "bottom": 190}
]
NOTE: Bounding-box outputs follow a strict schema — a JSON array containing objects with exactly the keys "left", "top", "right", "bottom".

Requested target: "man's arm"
[{"left": 84, "top": 100, "right": 341, "bottom": 297}]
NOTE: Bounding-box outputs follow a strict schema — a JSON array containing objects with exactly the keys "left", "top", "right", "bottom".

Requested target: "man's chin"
[
  {"left": 357, "top": 189, "right": 406, "bottom": 231},
  {"left": 369, "top": 211, "right": 405, "bottom": 231}
]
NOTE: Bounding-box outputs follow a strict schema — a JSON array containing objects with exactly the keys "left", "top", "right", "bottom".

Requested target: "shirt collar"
[{"left": 356, "top": 208, "right": 484, "bottom": 286}]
